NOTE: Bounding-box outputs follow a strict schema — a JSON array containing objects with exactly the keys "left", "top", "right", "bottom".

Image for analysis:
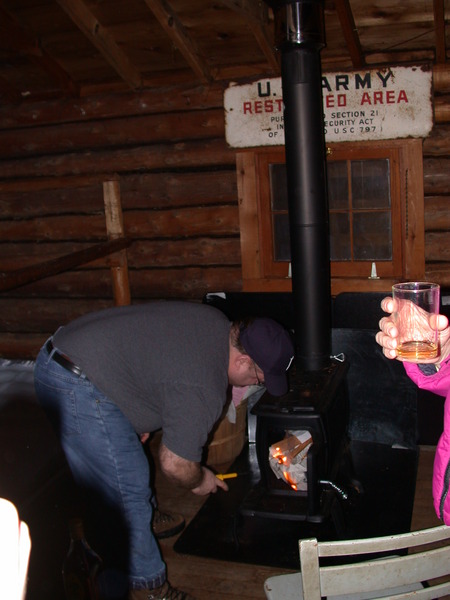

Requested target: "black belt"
[{"left": 46, "top": 340, "right": 83, "bottom": 377}]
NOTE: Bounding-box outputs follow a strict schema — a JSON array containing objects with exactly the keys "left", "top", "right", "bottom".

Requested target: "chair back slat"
[
  {"left": 317, "top": 525, "right": 450, "bottom": 557},
  {"left": 264, "top": 526, "right": 450, "bottom": 600},
  {"left": 319, "top": 546, "right": 450, "bottom": 596},
  {"left": 377, "top": 581, "right": 450, "bottom": 600}
]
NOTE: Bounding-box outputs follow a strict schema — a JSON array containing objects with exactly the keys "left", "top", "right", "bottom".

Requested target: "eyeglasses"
[{"left": 252, "top": 360, "right": 265, "bottom": 386}]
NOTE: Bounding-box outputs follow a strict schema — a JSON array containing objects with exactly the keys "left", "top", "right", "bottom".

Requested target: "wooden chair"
[{"left": 264, "top": 525, "right": 450, "bottom": 599}]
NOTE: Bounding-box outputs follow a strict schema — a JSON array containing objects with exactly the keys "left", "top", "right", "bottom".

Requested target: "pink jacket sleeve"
[{"left": 403, "top": 360, "right": 450, "bottom": 398}]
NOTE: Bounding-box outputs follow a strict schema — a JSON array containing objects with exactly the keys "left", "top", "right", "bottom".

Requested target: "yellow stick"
[{"left": 216, "top": 473, "right": 238, "bottom": 480}]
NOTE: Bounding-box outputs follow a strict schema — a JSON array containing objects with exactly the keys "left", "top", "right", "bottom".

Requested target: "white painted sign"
[{"left": 224, "top": 65, "right": 433, "bottom": 147}]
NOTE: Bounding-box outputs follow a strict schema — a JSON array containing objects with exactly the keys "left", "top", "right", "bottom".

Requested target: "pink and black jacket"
[{"left": 404, "top": 358, "right": 450, "bottom": 525}]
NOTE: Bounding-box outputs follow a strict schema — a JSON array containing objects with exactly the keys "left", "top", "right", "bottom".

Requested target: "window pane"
[
  {"left": 352, "top": 160, "right": 390, "bottom": 209},
  {"left": 270, "top": 164, "right": 288, "bottom": 211},
  {"left": 327, "top": 161, "right": 348, "bottom": 210},
  {"left": 353, "top": 212, "right": 392, "bottom": 260},
  {"left": 269, "top": 157, "right": 393, "bottom": 265},
  {"left": 329, "top": 213, "right": 351, "bottom": 260},
  {"left": 273, "top": 213, "right": 291, "bottom": 261}
]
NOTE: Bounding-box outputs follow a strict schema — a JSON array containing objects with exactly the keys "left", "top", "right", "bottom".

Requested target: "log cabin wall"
[
  {"left": 1, "top": 68, "right": 450, "bottom": 360},
  {"left": 0, "top": 82, "right": 241, "bottom": 358},
  {"left": 424, "top": 67, "right": 450, "bottom": 289}
]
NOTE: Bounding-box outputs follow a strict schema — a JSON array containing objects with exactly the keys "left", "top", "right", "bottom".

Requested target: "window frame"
[{"left": 237, "top": 139, "right": 425, "bottom": 294}]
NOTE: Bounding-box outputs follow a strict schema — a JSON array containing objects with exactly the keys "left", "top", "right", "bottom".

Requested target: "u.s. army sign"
[{"left": 224, "top": 65, "right": 433, "bottom": 148}]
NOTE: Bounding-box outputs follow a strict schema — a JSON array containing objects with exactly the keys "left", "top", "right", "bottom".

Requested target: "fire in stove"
[{"left": 269, "top": 431, "right": 313, "bottom": 491}]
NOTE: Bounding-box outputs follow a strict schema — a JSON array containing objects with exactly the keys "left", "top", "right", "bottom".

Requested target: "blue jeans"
[{"left": 34, "top": 343, "right": 166, "bottom": 596}]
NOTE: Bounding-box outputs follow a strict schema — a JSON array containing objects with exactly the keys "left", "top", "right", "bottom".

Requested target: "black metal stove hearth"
[{"left": 240, "top": 0, "right": 351, "bottom": 524}]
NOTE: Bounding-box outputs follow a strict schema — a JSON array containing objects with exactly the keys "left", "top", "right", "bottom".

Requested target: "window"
[{"left": 237, "top": 139, "right": 425, "bottom": 294}]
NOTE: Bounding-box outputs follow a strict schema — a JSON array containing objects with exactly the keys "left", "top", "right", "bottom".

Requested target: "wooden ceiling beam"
[
  {"left": 142, "top": 0, "right": 213, "bottom": 84},
  {"left": 0, "top": 6, "right": 78, "bottom": 97},
  {"left": 248, "top": 22, "right": 280, "bottom": 72},
  {"left": 219, "top": 0, "right": 262, "bottom": 21},
  {"left": 334, "top": 0, "right": 365, "bottom": 68},
  {"left": 219, "top": 0, "right": 279, "bottom": 71},
  {"left": 433, "top": 0, "right": 447, "bottom": 64},
  {"left": 56, "top": 0, "right": 143, "bottom": 90}
]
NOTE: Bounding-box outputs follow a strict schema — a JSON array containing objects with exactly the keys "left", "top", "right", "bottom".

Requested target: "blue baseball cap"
[{"left": 240, "top": 318, "right": 295, "bottom": 396}]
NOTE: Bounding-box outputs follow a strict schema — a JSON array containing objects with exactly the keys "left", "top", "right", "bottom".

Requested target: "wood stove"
[
  {"left": 239, "top": 0, "right": 351, "bottom": 524},
  {"left": 240, "top": 358, "right": 349, "bottom": 522}
]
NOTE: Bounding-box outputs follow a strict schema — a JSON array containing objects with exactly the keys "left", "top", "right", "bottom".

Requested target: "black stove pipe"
[{"left": 279, "top": 0, "right": 331, "bottom": 371}]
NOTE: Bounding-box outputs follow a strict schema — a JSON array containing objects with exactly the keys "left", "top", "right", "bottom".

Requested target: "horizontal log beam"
[
  {"left": 0, "top": 238, "right": 241, "bottom": 271},
  {"left": 424, "top": 196, "right": 450, "bottom": 230},
  {"left": 0, "top": 170, "right": 237, "bottom": 216},
  {"left": 0, "top": 82, "right": 225, "bottom": 130},
  {"left": 423, "top": 125, "right": 450, "bottom": 156},
  {"left": 425, "top": 232, "right": 450, "bottom": 261},
  {"left": 0, "top": 205, "right": 239, "bottom": 241},
  {"left": 0, "top": 109, "right": 225, "bottom": 160},
  {"left": 423, "top": 157, "right": 450, "bottom": 195},
  {"left": 433, "top": 64, "right": 450, "bottom": 93},
  {"left": 0, "top": 139, "right": 235, "bottom": 180},
  {"left": 0, "top": 238, "right": 131, "bottom": 293},
  {"left": 0, "top": 266, "right": 242, "bottom": 301},
  {"left": 425, "top": 264, "right": 450, "bottom": 288},
  {"left": 0, "top": 299, "right": 115, "bottom": 334},
  {"left": 434, "top": 95, "right": 450, "bottom": 123},
  {"left": 0, "top": 267, "right": 242, "bottom": 347}
]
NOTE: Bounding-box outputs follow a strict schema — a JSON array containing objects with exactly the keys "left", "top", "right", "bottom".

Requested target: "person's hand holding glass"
[{"left": 376, "top": 282, "right": 450, "bottom": 366}]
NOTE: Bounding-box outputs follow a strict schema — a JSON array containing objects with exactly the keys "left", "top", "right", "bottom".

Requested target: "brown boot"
[
  {"left": 152, "top": 508, "right": 185, "bottom": 539},
  {"left": 128, "top": 581, "right": 196, "bottom": 599}
]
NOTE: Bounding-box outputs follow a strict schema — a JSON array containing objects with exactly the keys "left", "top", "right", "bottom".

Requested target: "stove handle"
[{"left": 319, "top": 479, "right": 348, "bottom": 500}]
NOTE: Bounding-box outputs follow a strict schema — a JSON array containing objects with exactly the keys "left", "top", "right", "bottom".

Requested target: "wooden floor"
[{"left": 151, "top": 437, "right": 442, "bottom": 600}]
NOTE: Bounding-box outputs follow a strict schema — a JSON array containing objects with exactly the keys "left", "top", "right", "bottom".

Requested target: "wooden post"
[{"left": 103, "top": 177, "right": 131, "bottom": 306}]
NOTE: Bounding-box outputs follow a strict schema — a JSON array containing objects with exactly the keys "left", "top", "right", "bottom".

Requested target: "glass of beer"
[{"left": 392, "top": 282, "right": 440, "bottom": 360}]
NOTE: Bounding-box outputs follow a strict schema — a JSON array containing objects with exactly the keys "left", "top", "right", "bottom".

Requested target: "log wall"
[
  {"left": 0, "top": 72, "right": 450, "bottom": 359},
  {"left": 422, "top": 66, "right": 450, "bottom": 288},
  {"left": 0, "top": 83, "right": 241, "bottom": 357}
]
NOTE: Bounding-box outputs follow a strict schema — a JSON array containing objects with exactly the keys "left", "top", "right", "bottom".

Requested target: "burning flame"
[
  {"left": 269, "top": 432, "right": 312, "bottom": 491},
  {"left": 272, "top": 446, "right": 297, "bottom": 488},
  {"left": 283, "top": 471, "right": 298, "bottom": 491},
  {"left": 272, "top": 447, "right": 284, "bottom": 460}
]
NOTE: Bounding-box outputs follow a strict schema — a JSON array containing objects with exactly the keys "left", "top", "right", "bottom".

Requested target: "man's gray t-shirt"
[{"left": 53, "top": 301, "right": 231, "bottom": 462}]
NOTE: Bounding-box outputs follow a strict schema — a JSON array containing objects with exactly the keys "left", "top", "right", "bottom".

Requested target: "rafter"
[
  {"left": 0, "top": 5, "right": 78, "bottom": 97},
  {"left": 142, "top": 0, "right": 213, "bottom": 84},
  {"left": 334, "top": 0, "right": 365, "bottom": 68},
  {"left": 56, "top": 0, "right": 143, "bottom": 90},
  {"left": 219, "top": 0, "right": 280, "bottom": 71},
  {"left": 433, "top": 0, "right": 446, "bottom": 64}
]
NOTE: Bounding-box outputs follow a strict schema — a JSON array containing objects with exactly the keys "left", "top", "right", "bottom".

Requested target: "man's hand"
[
  {"left": 376, "top": 296, "right": 450, "bottom": 364},
  {"left": 159, "top": 443, "right": 228, "bottom": 495},
  {"left": 190, "top": 466, "right": 229, "bottom": 496}
]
